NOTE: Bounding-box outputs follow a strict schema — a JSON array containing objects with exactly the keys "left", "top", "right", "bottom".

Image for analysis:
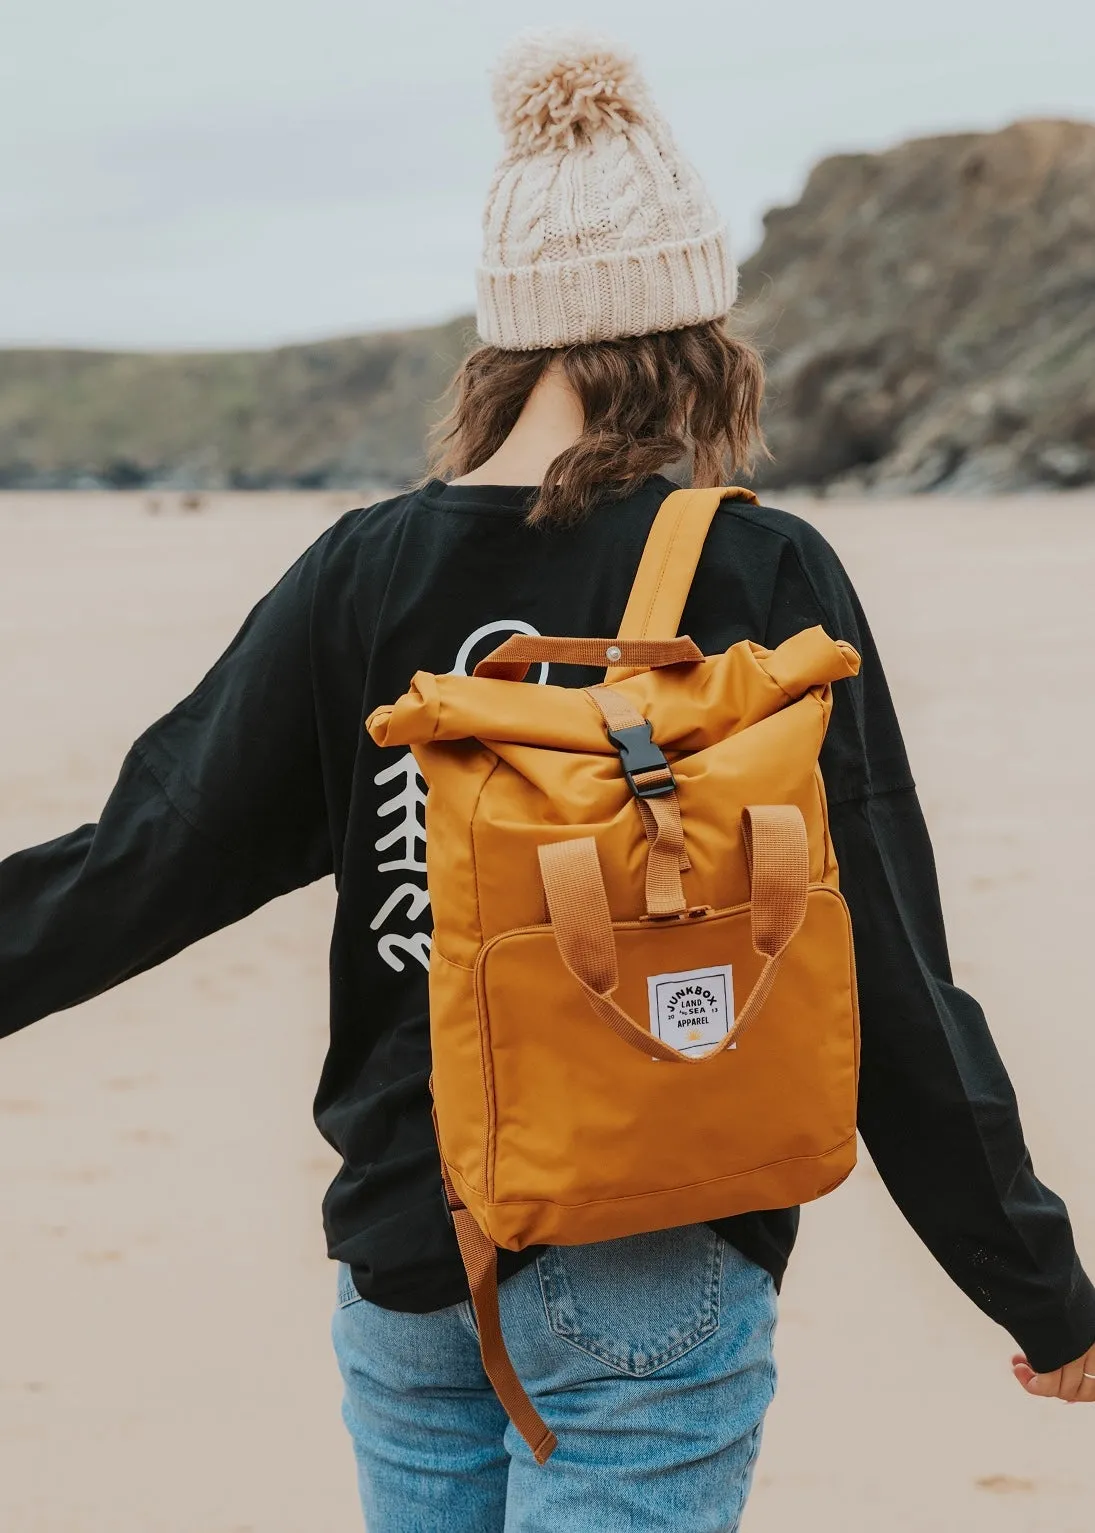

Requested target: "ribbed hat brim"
[{"left": 476, "top": 227, "right": 737, "bottom": 350}]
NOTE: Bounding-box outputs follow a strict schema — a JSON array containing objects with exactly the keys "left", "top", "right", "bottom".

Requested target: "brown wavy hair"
[{"left": 428, "top": 320, "right": 766, "bottom": 526}]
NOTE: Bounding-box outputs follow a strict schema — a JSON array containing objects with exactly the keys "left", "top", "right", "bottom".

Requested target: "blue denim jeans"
[{"left": 332, "top": 1225, "right": 778, "bottom": 1532}]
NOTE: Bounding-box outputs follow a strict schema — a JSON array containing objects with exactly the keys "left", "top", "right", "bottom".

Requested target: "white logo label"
[
  {"left": 369, "top": 619, "right": 546, "bottom": 974},
  {"left": 647, "top": 964, "right": 736, "bottom": 1057}
]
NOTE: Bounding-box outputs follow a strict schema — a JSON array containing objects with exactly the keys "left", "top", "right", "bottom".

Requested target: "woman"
[{"left": 2, "top": 28, "right": 1092, "bottom": 1533}]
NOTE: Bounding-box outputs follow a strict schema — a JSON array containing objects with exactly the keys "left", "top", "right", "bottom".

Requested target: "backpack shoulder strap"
[{"left": 612, "top": 485, "right": 758, "bottom": 652}]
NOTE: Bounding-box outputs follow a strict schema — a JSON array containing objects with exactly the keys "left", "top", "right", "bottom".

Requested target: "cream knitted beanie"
[{"left": 476, "top": 29, "right": 736, "bottom": 351}]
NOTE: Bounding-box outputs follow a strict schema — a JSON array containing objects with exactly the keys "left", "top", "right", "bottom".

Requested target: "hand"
[{"left": 1012, "top": 1344, "right": 1095, "bottom": 1402}]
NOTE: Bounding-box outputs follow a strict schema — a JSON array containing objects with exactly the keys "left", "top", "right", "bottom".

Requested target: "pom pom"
[{"left": 491, "top": 30, "right": 648, "bottom": 152}]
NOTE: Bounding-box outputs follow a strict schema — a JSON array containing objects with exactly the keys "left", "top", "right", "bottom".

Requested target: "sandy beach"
[{"left": 1, "top": 489, "right": 1093, "bottom": 1532}]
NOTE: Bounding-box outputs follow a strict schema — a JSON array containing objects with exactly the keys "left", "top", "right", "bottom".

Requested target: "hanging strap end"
[{"left": 531, "top": 1426, "right": 559, "bottom": 1464}]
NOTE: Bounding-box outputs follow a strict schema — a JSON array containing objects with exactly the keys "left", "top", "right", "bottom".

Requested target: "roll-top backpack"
[{"left": 366, "top": 486, "right": 862, "bottom": 1462}]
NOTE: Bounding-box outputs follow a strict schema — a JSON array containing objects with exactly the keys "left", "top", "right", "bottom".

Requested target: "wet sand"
[{"left": 1, "top": 490, "right": 1093, "bottom": 1531}]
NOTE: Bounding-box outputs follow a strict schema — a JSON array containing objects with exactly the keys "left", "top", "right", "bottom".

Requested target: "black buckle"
[{"left": 606, "top": 720, "right": 676, "bottom": 800}]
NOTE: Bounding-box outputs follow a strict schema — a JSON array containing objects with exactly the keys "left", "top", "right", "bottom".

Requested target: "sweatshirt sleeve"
[
  {"left": 0, "top": 519, "right": 356, "bottom": 1040},
  {"left": 765, "top": 522, "right": 1095, "bottom": 1374}
]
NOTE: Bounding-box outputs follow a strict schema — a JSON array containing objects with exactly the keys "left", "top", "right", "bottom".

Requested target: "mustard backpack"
[{"left": 367, "top": 486, "right": 862, "bottom": 1462}]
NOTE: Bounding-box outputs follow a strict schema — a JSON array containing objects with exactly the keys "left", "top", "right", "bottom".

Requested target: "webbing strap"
[
  {"left": 586, "top": 684, "right": 690, "bottom": 916},
  {"left": 430, "top": 1095, "right": 558, "bottom": 1464},
  {"left": 473, "top": 635, "right": 703, "bottom": 682},
  {"left": 585, "top": 683, "right": 643, "bottom": 731},
  {"left": 638, "top": 791, "right": 690, "bottom": 916},
  {"left": 742, "top": 805, "right": 810, "bottom": 962},
  {"left": 440, "top": 1174, "right": 558, "bottom": 1465},
  {"left": 538, "top": 805, "right": 809, "bottom": 1062},
  {"left": 609, "top": 486, "right": 758, "bottom": 681}
]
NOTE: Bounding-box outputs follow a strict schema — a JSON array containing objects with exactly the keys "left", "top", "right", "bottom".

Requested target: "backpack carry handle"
[
  {"left": 537, "top": 804, "right": 808, "bottom": 1063},
  {"left": 473, "top": 634, "right": 703, "bottom": 682},
  {"left": 607, "top": 486, "right": 758, "bottom": 682}
]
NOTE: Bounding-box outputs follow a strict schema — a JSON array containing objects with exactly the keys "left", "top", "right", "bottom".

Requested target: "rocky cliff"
[
  {"left": 2, "top": 118, "right": 1092, "bottom": 494},
  {"left": 744, "top": 117, "right": 1095, "bottom": 493}
]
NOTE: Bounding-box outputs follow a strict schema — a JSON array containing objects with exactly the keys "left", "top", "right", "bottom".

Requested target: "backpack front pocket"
[{"left": 475, "top": 889, "right": 859, "bottom": 1249}]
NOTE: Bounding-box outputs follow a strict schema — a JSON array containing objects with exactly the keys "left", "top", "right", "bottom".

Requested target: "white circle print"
[{"left": 451, "top": 619, "right": 548, "bottom": 685}]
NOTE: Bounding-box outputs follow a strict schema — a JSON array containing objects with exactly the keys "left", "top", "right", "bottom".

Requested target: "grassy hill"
[{"left": 0, "top": 317, "right": 474, "bottom": 492}]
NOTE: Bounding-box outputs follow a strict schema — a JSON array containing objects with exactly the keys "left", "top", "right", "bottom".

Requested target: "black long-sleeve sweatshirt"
[{"left": 2, "top": 475, "right": 1093, "bottom": 1373}]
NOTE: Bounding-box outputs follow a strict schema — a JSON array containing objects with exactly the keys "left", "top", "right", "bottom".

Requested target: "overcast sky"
[{"left": 3, "top": 0, "right": 1093, "bottom": 350}]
